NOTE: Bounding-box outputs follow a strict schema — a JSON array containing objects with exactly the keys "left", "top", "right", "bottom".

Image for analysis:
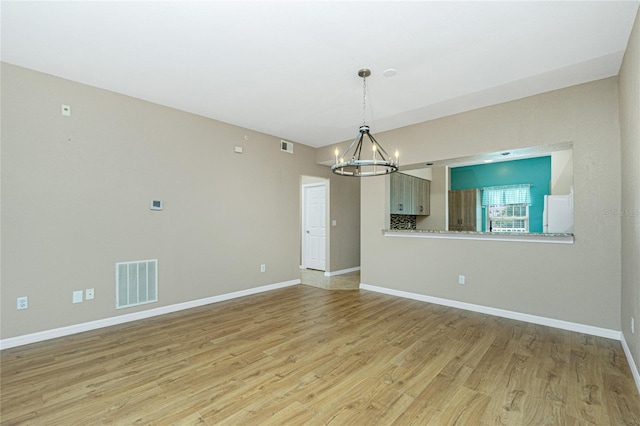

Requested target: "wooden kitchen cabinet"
[
  {"left": 414, "top": 177, "right": 430, "bottom": 215},
  {"left": 391, "top": 172, "right": 410, "bottom": 214},
  {"left": 448, "top": 189, "right": 480, "bottom": 231},
  {"left": 391, "top": 173, "right": 430, "bottom": 216}
]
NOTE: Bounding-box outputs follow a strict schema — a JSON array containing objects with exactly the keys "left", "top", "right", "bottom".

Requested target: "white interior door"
[{"left": 303, "top": 184, "right": 326, "bottom": 271}]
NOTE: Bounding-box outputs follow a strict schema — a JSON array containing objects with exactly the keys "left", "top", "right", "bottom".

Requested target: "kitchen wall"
[
  {"left": 417, "top": 166, "right": 446, "bottom": 230},
  {"left": 450, "top": 156, "right": 552, "bottom": 232},
  {"left": 390, "top": 214, "right": 417, "bottom": 230},
  {"left": 342, "top": 77, "right": 622, "bottom": 331},
  {"left": 619, "top": 8, "right": 640, "bottom": 379},
  {"left": 551, "top": 149, "right": 574, "bottom": 195},
  {"left": 0, "top": 63, "right": 353, "bottom": 340}
]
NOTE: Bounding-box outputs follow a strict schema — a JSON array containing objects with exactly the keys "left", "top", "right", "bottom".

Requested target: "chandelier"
[{"left": 332, "top": 69, "right": 399, "bottom": 177}]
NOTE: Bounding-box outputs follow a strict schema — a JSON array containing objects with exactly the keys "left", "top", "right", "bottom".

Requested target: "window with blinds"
[
  {"left": 482, "top": 184, "right": 531, "bottom": 233},
  {"left": 487, "top": 204, "right": 529, "bottom": 232}
]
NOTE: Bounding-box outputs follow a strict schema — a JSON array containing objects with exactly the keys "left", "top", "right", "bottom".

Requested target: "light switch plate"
[{"left": 73, "top": 290, "right": 83, "bottom": 303}]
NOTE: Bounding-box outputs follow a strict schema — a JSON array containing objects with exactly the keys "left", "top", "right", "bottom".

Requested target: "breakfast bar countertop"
[{"left": 383, "top": 228, "right": 574, "bottom": 244}]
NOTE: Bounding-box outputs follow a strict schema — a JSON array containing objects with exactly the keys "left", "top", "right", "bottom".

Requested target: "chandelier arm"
[
  {"left": 367, "top": 133, "right": 391, "bottom": 161},
  {"left": 353, "top": 133, "right": 364, "bottom": 175},
  {"left": 352, "top": 134, "right": 365, "bottom": 171},
  {"left": 341, "top": 129, "right": 365, "bottom": 160}
]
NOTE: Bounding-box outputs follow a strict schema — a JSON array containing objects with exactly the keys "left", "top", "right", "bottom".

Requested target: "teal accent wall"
[{"left": 450, "top": 156, "right": 551, "bottom": 232}]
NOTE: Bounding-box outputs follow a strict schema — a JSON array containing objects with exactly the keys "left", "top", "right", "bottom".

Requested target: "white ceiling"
[{"left": 2, "top": 1, "right": 638, "bottom": 148}]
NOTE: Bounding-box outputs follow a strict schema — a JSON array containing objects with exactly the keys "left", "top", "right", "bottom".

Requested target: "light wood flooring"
[
  {"left": 2, "top": 281, "right": 640, "bottom": 425},
  {"left": 299, "top": 269, "right": 360, "bottom": 291}
]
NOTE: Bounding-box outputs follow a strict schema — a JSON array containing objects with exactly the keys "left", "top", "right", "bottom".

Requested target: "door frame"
[{"left": 301, "top": 177, "right": 329, "bottom": 271}]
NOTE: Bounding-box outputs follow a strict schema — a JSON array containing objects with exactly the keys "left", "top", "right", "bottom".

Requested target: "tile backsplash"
[{"left": 391, "top": 214, "right": 416, "bottom": 230}]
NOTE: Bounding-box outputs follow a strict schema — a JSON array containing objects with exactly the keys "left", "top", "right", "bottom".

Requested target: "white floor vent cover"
[{"left": 116, "top": 259, "right": 158, "bottom": 309}]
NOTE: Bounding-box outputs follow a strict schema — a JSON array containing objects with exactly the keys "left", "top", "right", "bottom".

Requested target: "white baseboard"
[
  {"left": 621, "top": 333, "right": 640, "bottom": 395},
  {"left": 0, "top": 279, "right": 300, "bottom": 350},
  {"left": 324, "top": 266, "right": 360, "bottom": 277},
  {"left": 360, "top": 283, "right": 621, "bottom": 340}
]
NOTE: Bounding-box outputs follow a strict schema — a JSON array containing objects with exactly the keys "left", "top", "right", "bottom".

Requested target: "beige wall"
[
  {"left": 1, "top": 63, "right": 344, "bottom": 339},
  {"left": 620, "top": 8, "right": 640, "bottom": 375},
  {"left": 328, "top": 174, "right": 360, "bottom": 272},
  {"left": 357, "top": 78, "right": 622, "bottom": 330},
  {"left": 1, "top": 46, "right": 632, "bottom": 351}
]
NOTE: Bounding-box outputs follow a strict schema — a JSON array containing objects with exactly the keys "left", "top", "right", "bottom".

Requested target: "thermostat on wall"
[{"left": 150, "top": 200, "right": 163, "bottom": 210}]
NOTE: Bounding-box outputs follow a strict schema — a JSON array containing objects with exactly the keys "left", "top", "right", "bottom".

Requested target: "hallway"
[{"left": 300, "top": 269, "right": 360, "bottom": 291}]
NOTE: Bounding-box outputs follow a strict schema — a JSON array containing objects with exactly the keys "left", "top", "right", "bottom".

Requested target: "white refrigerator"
[{"left": 543, "top": 194, "right": 574, "bottom": 233}]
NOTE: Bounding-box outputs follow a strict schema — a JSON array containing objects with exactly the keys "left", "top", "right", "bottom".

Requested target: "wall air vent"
[
  {"left": 281, "top": 140, "right": 294, "bottom": 154},
  {"left": 116, "top": 259, "right": 158, "bottom": 309}
]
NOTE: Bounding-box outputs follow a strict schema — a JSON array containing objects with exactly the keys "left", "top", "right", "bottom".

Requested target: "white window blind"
[
  {"left": 481, "top": 184, "right": 531, "bottom": 206},
  {"left": 487, "top": 204, "right": 530, "bottom": 232}
]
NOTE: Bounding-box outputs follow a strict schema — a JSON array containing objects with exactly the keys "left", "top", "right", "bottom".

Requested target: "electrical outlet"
[
  {"left": 72, "top": 290, "right": 83, "bottom": 304},
  {"left": 260, "top": 264, "right": 266, "bottom": 273},
  {"left": 458, "top": 275, "right": 466, "bottom": 285},
  {"left": 632, "top": 317, "right": 635, "bottom": 334},
  {"left": 86, "top": 288, "right": 94, "bottom": 300},
  {"left": 17, "top": 296, "right": 28, "bottom": 310}
]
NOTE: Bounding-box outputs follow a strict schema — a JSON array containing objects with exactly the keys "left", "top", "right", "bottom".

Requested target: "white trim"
[
  {"left": 324, "top": 266, "right": 361, "bottom": 277},
  {"left": 621, "top": 333, "right": 640, "bottom": 395},
  {"left": 384, "top": 230, "right": 574, "bottom": 244},
  {"left": 0, "top": 279, "right": 300, "bottom": 350},
  {"left": 360, "top": 283, "right": 620, "bottom": 340}
]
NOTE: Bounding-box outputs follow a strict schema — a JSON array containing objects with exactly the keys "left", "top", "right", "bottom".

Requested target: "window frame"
[{"left": 485, "top": 203, "right": 530, "bottom": 233}]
